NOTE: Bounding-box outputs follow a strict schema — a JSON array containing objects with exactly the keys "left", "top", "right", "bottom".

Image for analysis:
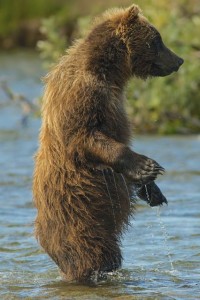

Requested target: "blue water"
[{"left": 0, "top": 52, "right": 200, "bottom": 300}]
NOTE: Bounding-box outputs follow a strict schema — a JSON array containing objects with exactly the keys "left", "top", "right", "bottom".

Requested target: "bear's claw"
[{"left": 127, "top": 155, "right": 165, "bottom": 185}]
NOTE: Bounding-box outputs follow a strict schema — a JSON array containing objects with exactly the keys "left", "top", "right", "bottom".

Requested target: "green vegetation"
[
  {"left": 0, "top": 0, "right": 199, "bottom": 133},
  {"left": 0, "top": 0, "right": 69, "bottom": 37}
]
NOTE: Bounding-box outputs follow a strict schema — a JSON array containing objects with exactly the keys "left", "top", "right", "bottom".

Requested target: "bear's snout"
[
  {"left": 174, "top": 57, "right": 184, "bottom": 72},
  {"left": 150, "top": 44, "right": 184, "bottom": 77},
  {"left": 160, "top": 45, "right": 184, "bottom": 74}
]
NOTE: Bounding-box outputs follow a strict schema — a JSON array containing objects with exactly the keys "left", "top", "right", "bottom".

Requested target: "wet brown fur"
[{"left": 33, "top": 5, "right": 182, "bottom": 282}]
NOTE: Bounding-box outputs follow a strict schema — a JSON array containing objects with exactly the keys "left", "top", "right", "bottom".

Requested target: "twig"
[
  {"left": 0, "top": 79, "right": 40, "bottom": 126},
  {"left": 0, "top": 79, "right": 38, "bottom": 112}
]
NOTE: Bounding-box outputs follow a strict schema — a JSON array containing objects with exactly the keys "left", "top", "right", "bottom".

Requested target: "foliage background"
[{"left": 0, "top": 0, "right": 199, "bottom": 133}]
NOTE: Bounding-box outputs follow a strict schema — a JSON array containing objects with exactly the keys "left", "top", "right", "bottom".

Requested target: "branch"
[{"left": 0, "top": 79, "right": 41, "bottom": 126}]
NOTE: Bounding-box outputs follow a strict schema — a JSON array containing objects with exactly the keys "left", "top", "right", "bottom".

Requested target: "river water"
[{"left": 0, "top": 52, "right": 200, "bottom": 299}]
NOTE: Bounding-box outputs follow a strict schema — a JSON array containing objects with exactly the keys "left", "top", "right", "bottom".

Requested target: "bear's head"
[{"left": 115, "top": 5, "right": 184, "bottom": 79}]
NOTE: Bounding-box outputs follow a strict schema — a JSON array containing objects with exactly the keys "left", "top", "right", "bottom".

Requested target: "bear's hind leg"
[{"left": 58, "top": 235, "right": 122, "bottom": 283}]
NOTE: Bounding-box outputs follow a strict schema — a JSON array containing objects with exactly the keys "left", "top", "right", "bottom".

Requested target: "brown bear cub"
[{"left": 33, "top": 4, "right": 183, "bottom": 283}]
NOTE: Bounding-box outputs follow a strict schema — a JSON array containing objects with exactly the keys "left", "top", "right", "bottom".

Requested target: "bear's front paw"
[
  {"left": 127, "top": 154, "right": 165, "bottom": 185},
  {"left": 137, "top": 181, "right": 168, "bottom": 206}
]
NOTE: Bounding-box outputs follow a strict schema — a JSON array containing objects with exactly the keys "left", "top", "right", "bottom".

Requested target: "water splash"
[
  {"left": 145, "top": 184, "right": 152, "bottom": 205},
  {"left": 156, "top": 206, "right": 176, "bottom": 273},
  {"left": 120, "top": 174, "right": 131, "bottom": 206},
  {"left": 102, "top": 169, "right": 117, "bottom": 228},
  {"left": 111, "top": 169, "right": 122, "bottom": 213}
]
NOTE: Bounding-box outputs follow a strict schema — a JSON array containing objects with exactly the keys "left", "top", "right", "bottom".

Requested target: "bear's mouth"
[
  {"left": 150, "top": 48, "right": 184, "bottom": 77},
  {"left": 150, "top": 63, "right": 181, "bottom": 77}
]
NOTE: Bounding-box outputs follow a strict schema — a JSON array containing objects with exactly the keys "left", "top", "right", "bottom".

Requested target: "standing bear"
[{"left": 33, "top": 4, "right": 183, "bottom": 282}]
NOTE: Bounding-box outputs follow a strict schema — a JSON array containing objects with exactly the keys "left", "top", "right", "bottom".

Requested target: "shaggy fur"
[{"left": 33, "top": 4, "right": 183, "bottom": 282}]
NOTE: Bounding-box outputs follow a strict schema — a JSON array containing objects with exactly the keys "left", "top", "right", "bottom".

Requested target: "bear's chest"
[{"left": 102, "top": 96, "right": 132, "bottom": 144}]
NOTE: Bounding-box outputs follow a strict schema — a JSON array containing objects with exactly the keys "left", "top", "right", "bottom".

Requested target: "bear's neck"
[{"left": 83, "top": 23, "right": 131, "bottom": 89}]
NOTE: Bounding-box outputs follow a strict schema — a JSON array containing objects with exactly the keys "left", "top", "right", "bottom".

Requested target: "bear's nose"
[
  {"left": 178, "top": 57, "right": 184, "bottom": 66},
  {"left": 174, "top": 57, "right": 184, "bottom": 71}
]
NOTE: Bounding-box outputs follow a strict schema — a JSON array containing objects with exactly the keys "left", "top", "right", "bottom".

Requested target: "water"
[{"left": 0, "top": 52, "right": 200, "bottom": 299}]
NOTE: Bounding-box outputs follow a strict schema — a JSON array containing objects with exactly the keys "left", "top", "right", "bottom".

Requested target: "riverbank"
[{"left": 1, "top": 49, "right": 200, "bottom": 134}]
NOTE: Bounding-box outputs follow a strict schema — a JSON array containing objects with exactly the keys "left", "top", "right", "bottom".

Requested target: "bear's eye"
[{"left": 146, "top": 42, "right": 150, "bottom": 49}]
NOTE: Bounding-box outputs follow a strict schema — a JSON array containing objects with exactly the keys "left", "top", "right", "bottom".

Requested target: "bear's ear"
[
  {"left": 121, "top": 5, "right": 141, "bottom": 26},
  {"left": 126, "top": 5, "right": 141, "bottom": 19},
  {"left": 115, "top": 5, "right": 141, "bottom": 37}
]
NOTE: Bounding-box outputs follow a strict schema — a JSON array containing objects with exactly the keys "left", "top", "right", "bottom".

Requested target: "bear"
[{"left": 33, "top": 4, "right": 183, "bottom": 283}]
